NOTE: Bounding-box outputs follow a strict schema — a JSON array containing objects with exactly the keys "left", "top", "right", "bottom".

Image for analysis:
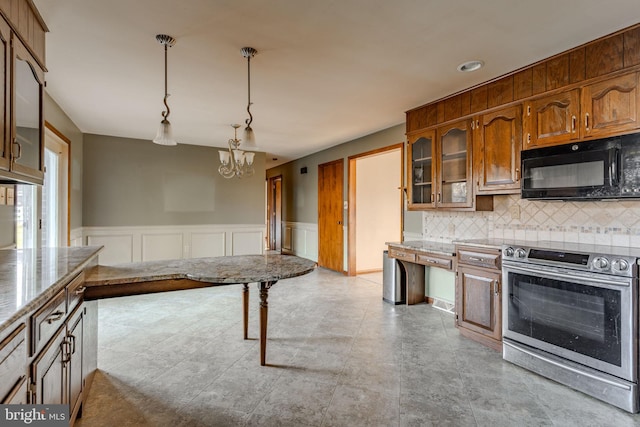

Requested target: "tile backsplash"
[{"left": 422, "top": 195, "right": 640, "bottom": 247}]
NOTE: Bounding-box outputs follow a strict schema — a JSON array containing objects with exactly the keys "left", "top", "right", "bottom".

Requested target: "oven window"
[{"left": 507, "top": 272, "right": 622, "bottom": 367}]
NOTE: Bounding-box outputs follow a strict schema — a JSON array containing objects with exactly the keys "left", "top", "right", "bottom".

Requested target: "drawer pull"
[
  {"left": 468, "top": 256, "right": 483, "bottom": 262},
  {"left": 46, "top": 310, "right": 64, "bottom": 324},
  {"left": 74, "top": 286, "right": 87, "bottom": 296}
]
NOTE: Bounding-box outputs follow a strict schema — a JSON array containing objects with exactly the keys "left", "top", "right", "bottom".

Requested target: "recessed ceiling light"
[{"left": 457, "top": 60, "right": 484, "bottom": 72}]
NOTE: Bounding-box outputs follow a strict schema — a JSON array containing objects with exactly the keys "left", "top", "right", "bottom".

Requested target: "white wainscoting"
[
  {"left": 80, "top": 224, "right": 265, "bottom": 265},
  {"left": 282, "top": 221, "right": 318, "bottom": 262}
]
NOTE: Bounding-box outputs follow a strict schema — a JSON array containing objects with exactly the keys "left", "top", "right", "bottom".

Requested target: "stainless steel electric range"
[{"left": 501, "top": 241, "right": 639, "bottom": 413}]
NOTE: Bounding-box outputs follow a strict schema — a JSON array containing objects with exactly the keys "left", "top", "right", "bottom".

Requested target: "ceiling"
[{"left": 33, "top": 0, "right": 640, "bottom": 168}]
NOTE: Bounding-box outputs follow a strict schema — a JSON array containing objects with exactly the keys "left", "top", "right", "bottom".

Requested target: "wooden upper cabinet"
[
  {"left": 581, "top": 71, "right": 640, "bottom": 139},
  {"left": 0, "top": 17, "right": 9, "bottom": 171},
  {"left": 473, "top": 105, "right": 522, "bottom": 194},
  {"left": 437, "top": 120, "right": 473, "bottom": 208},
  {"left": 407, "top": 129, "right": 436, "bottom": 210},
  {"left": 523, "top": 89, "right": 580, "bottom": 149}
]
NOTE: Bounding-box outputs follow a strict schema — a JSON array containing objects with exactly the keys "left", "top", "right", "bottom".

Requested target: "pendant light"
[
  {"left": 153, "top": 34, "right": 177, "bottom": 146},
  {"left": 241, "top": 47, "right": 257, "bottom": 148},
  {"left": 218, "top": 124, "right": 255, "bottom": 179}
]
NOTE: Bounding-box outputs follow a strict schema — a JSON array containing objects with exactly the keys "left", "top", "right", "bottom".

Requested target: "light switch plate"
[{"left": 0, "top": 187, "right": 5, "bottom": 205}]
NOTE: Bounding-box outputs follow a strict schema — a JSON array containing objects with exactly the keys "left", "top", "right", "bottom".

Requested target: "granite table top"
[
  {"left": 0, "top": 246, "right": 103, "bottom": 334},
  {"left": 85, "top": 254, "right": 317, "bottom": 287}
]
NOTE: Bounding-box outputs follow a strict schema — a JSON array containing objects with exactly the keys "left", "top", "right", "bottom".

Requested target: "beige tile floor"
[{"left": 76, "top": 268, "right": 640, "bottom": 426}]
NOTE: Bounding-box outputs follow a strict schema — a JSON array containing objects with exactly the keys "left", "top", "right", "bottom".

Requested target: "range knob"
[
  {"left": 515, "top": 248, "right": 527, "bottom": 259},
  {"left": 593, "top": 256, "right": 610, "bottom": 270},
  {"left": 504, "top": 247, "right": 515, "bottom": 257},
  {"left": 613, "top": 259, "right": 630, "bottom": 273}
]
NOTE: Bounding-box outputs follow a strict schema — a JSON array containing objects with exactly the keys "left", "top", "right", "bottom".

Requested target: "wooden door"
[
  {"left": 318, "top": 159, "right": 343, "bottom": 272},
  {"left": 456, "top": 265, "right": 501, "bottom": 341},
  {"left": 581, "top": 72, "right": 640, "bottom": 139},
  {"left": 437, "top": 120, "right": 472, "bottom": 208},
  {"left": 524, "top": 89, "right": 580, "bottom": 149},
  {"left": 474, "top": 106, "right": 522, "bottom": 194},
  {"left": 267, "top": 176, "right": 282, "bottom": 251}
]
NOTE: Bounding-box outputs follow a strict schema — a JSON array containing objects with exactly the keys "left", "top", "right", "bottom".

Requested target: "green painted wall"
[
  {"left": 266, "top": 123, "right": 422, "bottom": 235},
  {"left": 82, "top": 134, "right": 266, "bottom": 226}
]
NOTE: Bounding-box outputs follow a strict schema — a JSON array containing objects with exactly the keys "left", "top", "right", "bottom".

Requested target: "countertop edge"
[{"left": 0, "top": 247, "right": 103, "bottom": 336}]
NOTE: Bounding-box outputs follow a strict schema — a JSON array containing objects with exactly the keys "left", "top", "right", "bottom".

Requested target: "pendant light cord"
[
  {"left": 245, "top": 54, "right": 253, "bottom": 128},
  {"left": 162, "top": 42, "right": 170, "bottom": 120}
]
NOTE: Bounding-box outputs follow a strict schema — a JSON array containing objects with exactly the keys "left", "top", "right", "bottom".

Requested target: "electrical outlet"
[
  {"left": 6, "top": 187, "right": 14, "bottom": 206},
  {"left": 510, "top": 205, "right": 521, "bottom": 220}
]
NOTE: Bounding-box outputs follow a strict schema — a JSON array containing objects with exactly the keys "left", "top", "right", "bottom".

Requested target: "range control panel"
[{"left": 502, "top": 245, "right": 637, "bottom": 278}]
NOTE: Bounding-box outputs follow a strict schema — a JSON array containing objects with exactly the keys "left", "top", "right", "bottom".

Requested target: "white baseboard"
[
  {"left": 282, "top": 221, "right": 318, "bottom": 262},
  {"left": 79, "top": 224, "right": 266, "bottom": 265}
]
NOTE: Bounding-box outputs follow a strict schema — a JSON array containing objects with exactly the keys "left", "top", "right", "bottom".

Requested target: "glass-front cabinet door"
[
  {"left": 437, "top": 120, "right": 472, "bottom": 208},
  {"left": 407, "top": 129, "right": 436, "bottom": 209},
  {"left": 11, "top": 36, "right": 44, "bottom": 184},
  {"left": 0, "top": 18, "right": 10, "bottom": 171}
]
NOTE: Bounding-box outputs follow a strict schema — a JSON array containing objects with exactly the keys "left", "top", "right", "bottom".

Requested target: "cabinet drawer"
[
  {"left": 31, "top": 289, "right": 66, "bottom": 356},
  {"left": 66, "top": 272, "right": 86, "bottom": 313},
  {"left": 388, "top": 248, "right": 416, "bottom": 263},
  {"left": 0, "top": 323, "right": 27, "bottom": 403},
  {"left": 416, "top": 253, "right": 453, "bottom": 271},
  {"left": 457, "top": 248, "right": 501, "bottom": 270}
]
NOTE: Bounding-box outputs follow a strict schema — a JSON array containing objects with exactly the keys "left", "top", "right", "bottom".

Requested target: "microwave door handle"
[{"left": 610, "top": 148, "right": 619, "bottom": 186}]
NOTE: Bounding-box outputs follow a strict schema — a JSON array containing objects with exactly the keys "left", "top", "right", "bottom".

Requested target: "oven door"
[{"left": 502, "top": 262, "right": 636, "bottom": 382}]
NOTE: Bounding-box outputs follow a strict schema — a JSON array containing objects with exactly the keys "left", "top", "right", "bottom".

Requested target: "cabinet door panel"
[
  {"left": 10, "top": 36, "right": 44, "bottom": 183},
  {"left": 437, "top": 120, "right": 472, "bottom": 208},
  {"left": 407, "top": 129, "right": 436, "bottom": 209},
  {"left": 68, "top": 307, "right": 83, "bottom": 419},
  {"left": 524, "top": 89, "right": 580, "bottom": 148},
  {"left": 31, "top": 329, "right": 67, "bottom": 405},
  {"left": 0, "top": 17, "right": 9, "bottom": 170},
  {"left": 475, "top": 106, "right": 522, "bottom": 194},
  {"left": 456, "top": 266, "right": 501, "bottom": 340},
  {"left": 582, "top": 72, "right": 640, "bottom": 139}
]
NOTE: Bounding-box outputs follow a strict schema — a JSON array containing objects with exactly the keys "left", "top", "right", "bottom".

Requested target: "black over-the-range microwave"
[{"left": 521, "top": 133, "right": 640, "bottom": 200}]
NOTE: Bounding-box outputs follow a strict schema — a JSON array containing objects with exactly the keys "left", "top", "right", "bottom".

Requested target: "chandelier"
[
  {"left": 152, "top": 34, "right": 177, "bottom": 146},
  {"left": 218, "top": 124, "right": 255, "bottom": 179}
]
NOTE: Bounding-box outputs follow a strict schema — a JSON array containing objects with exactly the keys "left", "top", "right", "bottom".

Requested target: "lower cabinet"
[
  {"left": 455, "top": 246, "right": 502, "bottom": 351},
  {"left": 0, "top": 322, "right": 27, "bottom": 403},
  {"left": 30, "top": 303, "right": 86, "bottom": 423}
]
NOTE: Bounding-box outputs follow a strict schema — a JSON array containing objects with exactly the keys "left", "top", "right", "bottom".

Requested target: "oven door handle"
[
  {"left": 503, "top": 340, "right": 632, "bottom": 391},
  {"left": 503, "top": 263, "right": 631, "bottom": 287}
]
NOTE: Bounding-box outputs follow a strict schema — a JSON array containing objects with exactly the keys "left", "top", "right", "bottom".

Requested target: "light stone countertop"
[
  {"left": 0, "top": 246, "right": 102, "bottom": 334},
  {"left": 455, "top": 238, "right": 640, "bottom": 258},
  {"left": 85, "top": 254, "right": 317, "bottom": 287},
  {"left": 386, "top": 240, "right": 456, "bottom": 257}
]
